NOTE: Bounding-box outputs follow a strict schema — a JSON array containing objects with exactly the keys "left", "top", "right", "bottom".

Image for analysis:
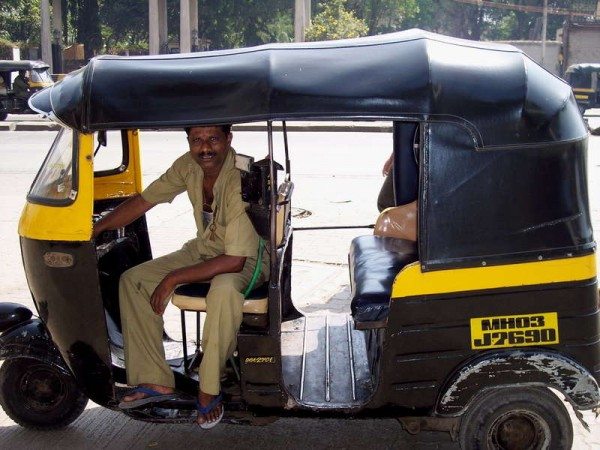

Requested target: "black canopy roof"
[
  {"left": 30, "top": 29, "right": 586, "bottom": 148},
  {"left": 0, "top": 60, "right": 50, "bottom": 71}
]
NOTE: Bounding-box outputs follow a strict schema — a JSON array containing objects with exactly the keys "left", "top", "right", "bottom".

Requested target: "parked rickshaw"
[
  {"left": 1, "top": 30, "right": 598, "bottom": 449},
  {"left": 0, "top": 60, "right": 54, "bottom": 120},
  {"left": 565, "top": 63, "right": 600, "bottom": 114}
]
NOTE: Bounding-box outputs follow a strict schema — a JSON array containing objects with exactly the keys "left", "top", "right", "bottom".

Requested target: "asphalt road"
[{"left": 1, "top": 127, "right": 600, "bottom": 449}]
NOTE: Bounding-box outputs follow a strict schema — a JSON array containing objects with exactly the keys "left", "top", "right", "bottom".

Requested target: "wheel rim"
[
  {"left": 18, "top": 363, "right": 69, "bottom": 412},
  {"left": 488, "top": 409, "right": 551, "bottom": 450}
]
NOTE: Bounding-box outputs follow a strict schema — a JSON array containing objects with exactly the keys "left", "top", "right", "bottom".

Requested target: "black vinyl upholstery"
[{"left": 349, "top": 236, "right": 418, "bottom": 323}]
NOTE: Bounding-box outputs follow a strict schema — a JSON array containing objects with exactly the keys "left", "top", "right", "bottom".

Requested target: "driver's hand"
[{"left": 150, "top": 276, "right": 176, "bottom": 315}]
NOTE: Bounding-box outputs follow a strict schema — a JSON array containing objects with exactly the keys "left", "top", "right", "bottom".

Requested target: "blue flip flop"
[
  {"left": 196, "top": 393, "right": 224, "bottom": 429},
  {"left": 118, "top": 386, "right": 177, "bottom": 409}
]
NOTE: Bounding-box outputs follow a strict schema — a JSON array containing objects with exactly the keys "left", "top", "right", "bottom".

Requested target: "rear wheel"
[
  {"left": 458, "top": 386, "right": 572, "bottom": 450},
  {"left": 0, "top": 358, "right": 88, "bottom": 430},
  {"left": 0, "top": 111, "right": 7, "bottom": 121}
]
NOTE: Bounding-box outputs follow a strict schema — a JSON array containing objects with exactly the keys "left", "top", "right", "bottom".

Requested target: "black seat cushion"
[
  {"left": 349, "top": 236, "right": 418, "bottom": 323},
  {"left": 174, "top": 281, "right": 269, "bottom": 301}
]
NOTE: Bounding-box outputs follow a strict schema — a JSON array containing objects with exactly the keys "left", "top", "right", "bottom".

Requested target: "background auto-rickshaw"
[
  {"left": 565, "top": 63, "right": 600, "bottom": 114},
  {"left": 0, "top": 29, "right": 598, "bottom": 449},
  {"left": 0, "top": 60, "right": 54, "bottom": 120}
]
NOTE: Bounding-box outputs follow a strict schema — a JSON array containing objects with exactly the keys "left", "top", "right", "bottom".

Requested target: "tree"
[
  {"left": 0, "top": 0, "right": 41, "bottom": 46},
  {"left": 348, "top": 0, "right": 419, "bottom": 35},
  {"left": 305, "top": 0, "right": 369, "bottom": 41},
  {"left": 69, "top": 0, "right": 102, "bottom": 58}
]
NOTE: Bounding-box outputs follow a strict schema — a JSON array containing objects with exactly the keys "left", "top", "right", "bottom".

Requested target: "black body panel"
[
  {"left": 421, "top": 123, "right": 593, "bottom": 270},
  {"left": 372, "top": 280, "right": 600, "bottom": 410},
  {"left": 20, "top": 237, "right": 115, "bottom": 406}
]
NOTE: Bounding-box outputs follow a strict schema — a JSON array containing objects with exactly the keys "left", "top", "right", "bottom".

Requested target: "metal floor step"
[{"left": 281, "top": 314, "right": 372, "bottom": 408}]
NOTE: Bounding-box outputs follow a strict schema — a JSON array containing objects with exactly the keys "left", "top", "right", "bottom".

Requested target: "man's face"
[{"left": 187, "top": 126, "right": 232, "bottom": 175}]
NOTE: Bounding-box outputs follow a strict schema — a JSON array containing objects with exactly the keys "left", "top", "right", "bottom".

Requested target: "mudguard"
[
  {"left": 0, "top": 318, "right": 69, "bottom": 373},
  {"left": 436, "top": 349, "right": 600, "bottom": 416}
]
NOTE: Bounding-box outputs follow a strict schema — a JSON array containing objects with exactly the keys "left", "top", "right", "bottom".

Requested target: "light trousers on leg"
[
  {"left": 199, "top": 259, "right": 259, "bottom": 395},
  {"left": 119, "top": 246, "right": 259, "bottom": 394},
  {"left": 119, "top": 246, "right": 199, "bottom": 388}
]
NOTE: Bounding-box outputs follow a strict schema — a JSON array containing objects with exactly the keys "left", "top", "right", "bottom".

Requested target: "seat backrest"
[{"left": 374, "top": 201, "right": 417, "bottom": 241}]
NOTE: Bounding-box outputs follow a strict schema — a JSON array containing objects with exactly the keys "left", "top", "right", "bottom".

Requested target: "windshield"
[
  {"left": 30, "top": 69, "right": 52, "bottom": 83},
  {"left": 28, "top": 128, "right": 78, "bottom": 204},
  {"left": 567, "top": 70, "right": 592, "bottom": 89}
]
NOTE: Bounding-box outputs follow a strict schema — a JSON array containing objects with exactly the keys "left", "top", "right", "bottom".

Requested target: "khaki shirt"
[{"left": 142, "top": 148, "right": 259, "bottom": 259}]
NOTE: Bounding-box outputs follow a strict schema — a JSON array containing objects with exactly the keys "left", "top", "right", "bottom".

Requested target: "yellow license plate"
[{"left": 470, "top": 312, "right": 559, "bottom": 350}]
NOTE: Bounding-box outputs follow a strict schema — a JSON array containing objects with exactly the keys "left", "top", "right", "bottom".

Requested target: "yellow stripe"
[
  {"left": 392, "top": 254, "right": 596, "bottom": 298},
  {"left": 19, "top": 133, "right": 94, "bottom": 241},
  {"left": 573, "top": 88, "right": 595, "bottom": 93},
  {"left": 93, "top": 130, "right": 143, "bottom": 200}
]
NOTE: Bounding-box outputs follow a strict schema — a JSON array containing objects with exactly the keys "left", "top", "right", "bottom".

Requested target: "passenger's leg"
[
  {"left": 197, "top": 257, "right": 259, "bottom": 423},
  {"left": 119, "top": 247, "right": 199, "bottom": 392}
]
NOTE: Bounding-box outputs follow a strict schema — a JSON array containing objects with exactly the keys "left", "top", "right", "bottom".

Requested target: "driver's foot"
[
  {"left": 196, "top": 390, "right": 223, "bottom": 426},
  {"left": 121, "top": 383, "right": 174, "bottom": 402}
]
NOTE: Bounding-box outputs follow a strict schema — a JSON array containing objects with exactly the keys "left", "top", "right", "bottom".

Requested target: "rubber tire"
[
  {"left": 0, "top": 111, "right": 7, "bottom": 121},
  {"left": 0, "top": 358, "right": 88, "bottom": 430},
  {"left": 458, "top": 386, "right": 573, "bottom": 450}
]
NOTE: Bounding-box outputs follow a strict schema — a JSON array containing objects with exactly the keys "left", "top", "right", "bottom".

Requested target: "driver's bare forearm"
[
  {"left": 93, "top": 194, "right": 154, "bottom": 238},
  {"left": 166, "top": 255, "right": 247, "bottom": 286}
]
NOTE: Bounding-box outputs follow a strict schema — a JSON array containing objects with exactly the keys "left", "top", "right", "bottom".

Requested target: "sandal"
[
  {"left": 118, "top": 386, "right": 177, "bottom": 409},
  {"left": 195, "top": 393, "right": 224, "bottom": 429}
]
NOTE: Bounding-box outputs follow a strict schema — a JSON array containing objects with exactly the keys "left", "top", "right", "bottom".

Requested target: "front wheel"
[
  {"left": 0, "top": 357, "right": 88, "bottom": 430},
  {"left": 458, "top": 386, "right": 573, "bottom": 450},
  {"left": 0, "top": 111, "right": 7, "bottom": 121}
]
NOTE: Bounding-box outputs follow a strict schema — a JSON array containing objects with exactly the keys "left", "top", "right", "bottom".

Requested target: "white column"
[
  {"left": 304, "top": 0, "right": 311, "bottom": 29},
  {"left": 41, "top": 0, "right": 52, "bottom": 70},
  {"left": 541, "top": 0, "right": 548, "bottom": 65},
  {"left": 180, "top": 0, "right": 192, "bottom": 53},
  {"left": 294, "top": 0, "right": 306, "bottom": 43},
  {"left": 149, "top": 0, "right": 167, "bottom": 55}
]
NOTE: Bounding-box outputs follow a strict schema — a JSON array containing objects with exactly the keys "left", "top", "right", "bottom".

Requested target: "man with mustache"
[{"left": 93, "top": 125, "right": 265, "bottom": 428}]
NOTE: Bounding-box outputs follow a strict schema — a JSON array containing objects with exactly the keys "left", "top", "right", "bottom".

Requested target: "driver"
[
  {"left": 13, "top": 70, "right": 30, "bottom": 100},
  {"left": 93, "top": 125, "right": 266, "bottom": 428}
]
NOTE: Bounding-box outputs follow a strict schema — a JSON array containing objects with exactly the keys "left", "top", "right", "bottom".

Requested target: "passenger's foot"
[
  {"left": 118, "top": 384, "right": 176, "bottom": 409},
  {"left": 196, "top": 390, "right": 224, "bottom": 429}
]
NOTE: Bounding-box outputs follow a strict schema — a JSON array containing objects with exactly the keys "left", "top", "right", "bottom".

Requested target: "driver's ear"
[{"left": 227, "top": 132, "right": 233, "bottom": 146}]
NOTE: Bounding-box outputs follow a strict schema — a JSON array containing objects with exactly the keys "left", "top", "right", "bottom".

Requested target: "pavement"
[{"left": 1, "top": 121, "right": 600, "bottom": 449}]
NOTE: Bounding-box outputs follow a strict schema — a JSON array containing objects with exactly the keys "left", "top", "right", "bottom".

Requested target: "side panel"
[
  {"left": 20, "top": 237, "right": 115, "bottom": 406},
  {"left": 372, "top": 279, "right": 600, "bottom": 410}
]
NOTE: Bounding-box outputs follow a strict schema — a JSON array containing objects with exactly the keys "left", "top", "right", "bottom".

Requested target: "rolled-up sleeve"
[
  {"left": 223, "top": 175, "right": 259, "bottom": 257},
  {"left": 141, "top": 154, "right": 188, "bottom": 204}
]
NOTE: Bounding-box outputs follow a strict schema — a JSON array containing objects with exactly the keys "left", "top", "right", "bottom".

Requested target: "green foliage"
[
  {"left": 305, "top": 0, "right": 369, "bottom": 41},
  {"left": 0, "top": 0, "right": 40, "bottom": 46},
  {"left": 0, "top": 37, "right": 17, "bottom": 59},
  {"left": 348, "top": 0, "right": 419, "bottom": 35}
]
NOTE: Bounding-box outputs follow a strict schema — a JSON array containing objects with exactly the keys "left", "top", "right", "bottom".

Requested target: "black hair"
[{"left": 184, "top": 124, "right": 232, "bottom": 136}]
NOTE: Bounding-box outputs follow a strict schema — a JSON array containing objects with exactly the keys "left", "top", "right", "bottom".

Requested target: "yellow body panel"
[
  {"left": 575, "top": 94, "right": 590, "bottom": 100},
  {"left": 94, "top": 130, "right": 143, "bottom": 200},
  {"left": 392, "top": 254, "right": 596, "bottom": 298},
  {"left": 18, "top": 134, "right": 94, "bottom": 241}
]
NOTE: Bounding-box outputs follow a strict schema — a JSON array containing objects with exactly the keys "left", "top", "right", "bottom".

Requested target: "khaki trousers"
[{"left": 119, "top": 244, "right": 259, "bottom": 395}]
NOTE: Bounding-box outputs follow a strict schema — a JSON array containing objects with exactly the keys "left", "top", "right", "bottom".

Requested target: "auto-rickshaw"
[
  {"left": 1, "top": 29, "right": 598, "bottom": 449},
  {"left": 565, "top": 63, "right": 600, "bottom": 114},
  {"left": 0, "top": 60, "right": 54, "bottom": 120}
]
